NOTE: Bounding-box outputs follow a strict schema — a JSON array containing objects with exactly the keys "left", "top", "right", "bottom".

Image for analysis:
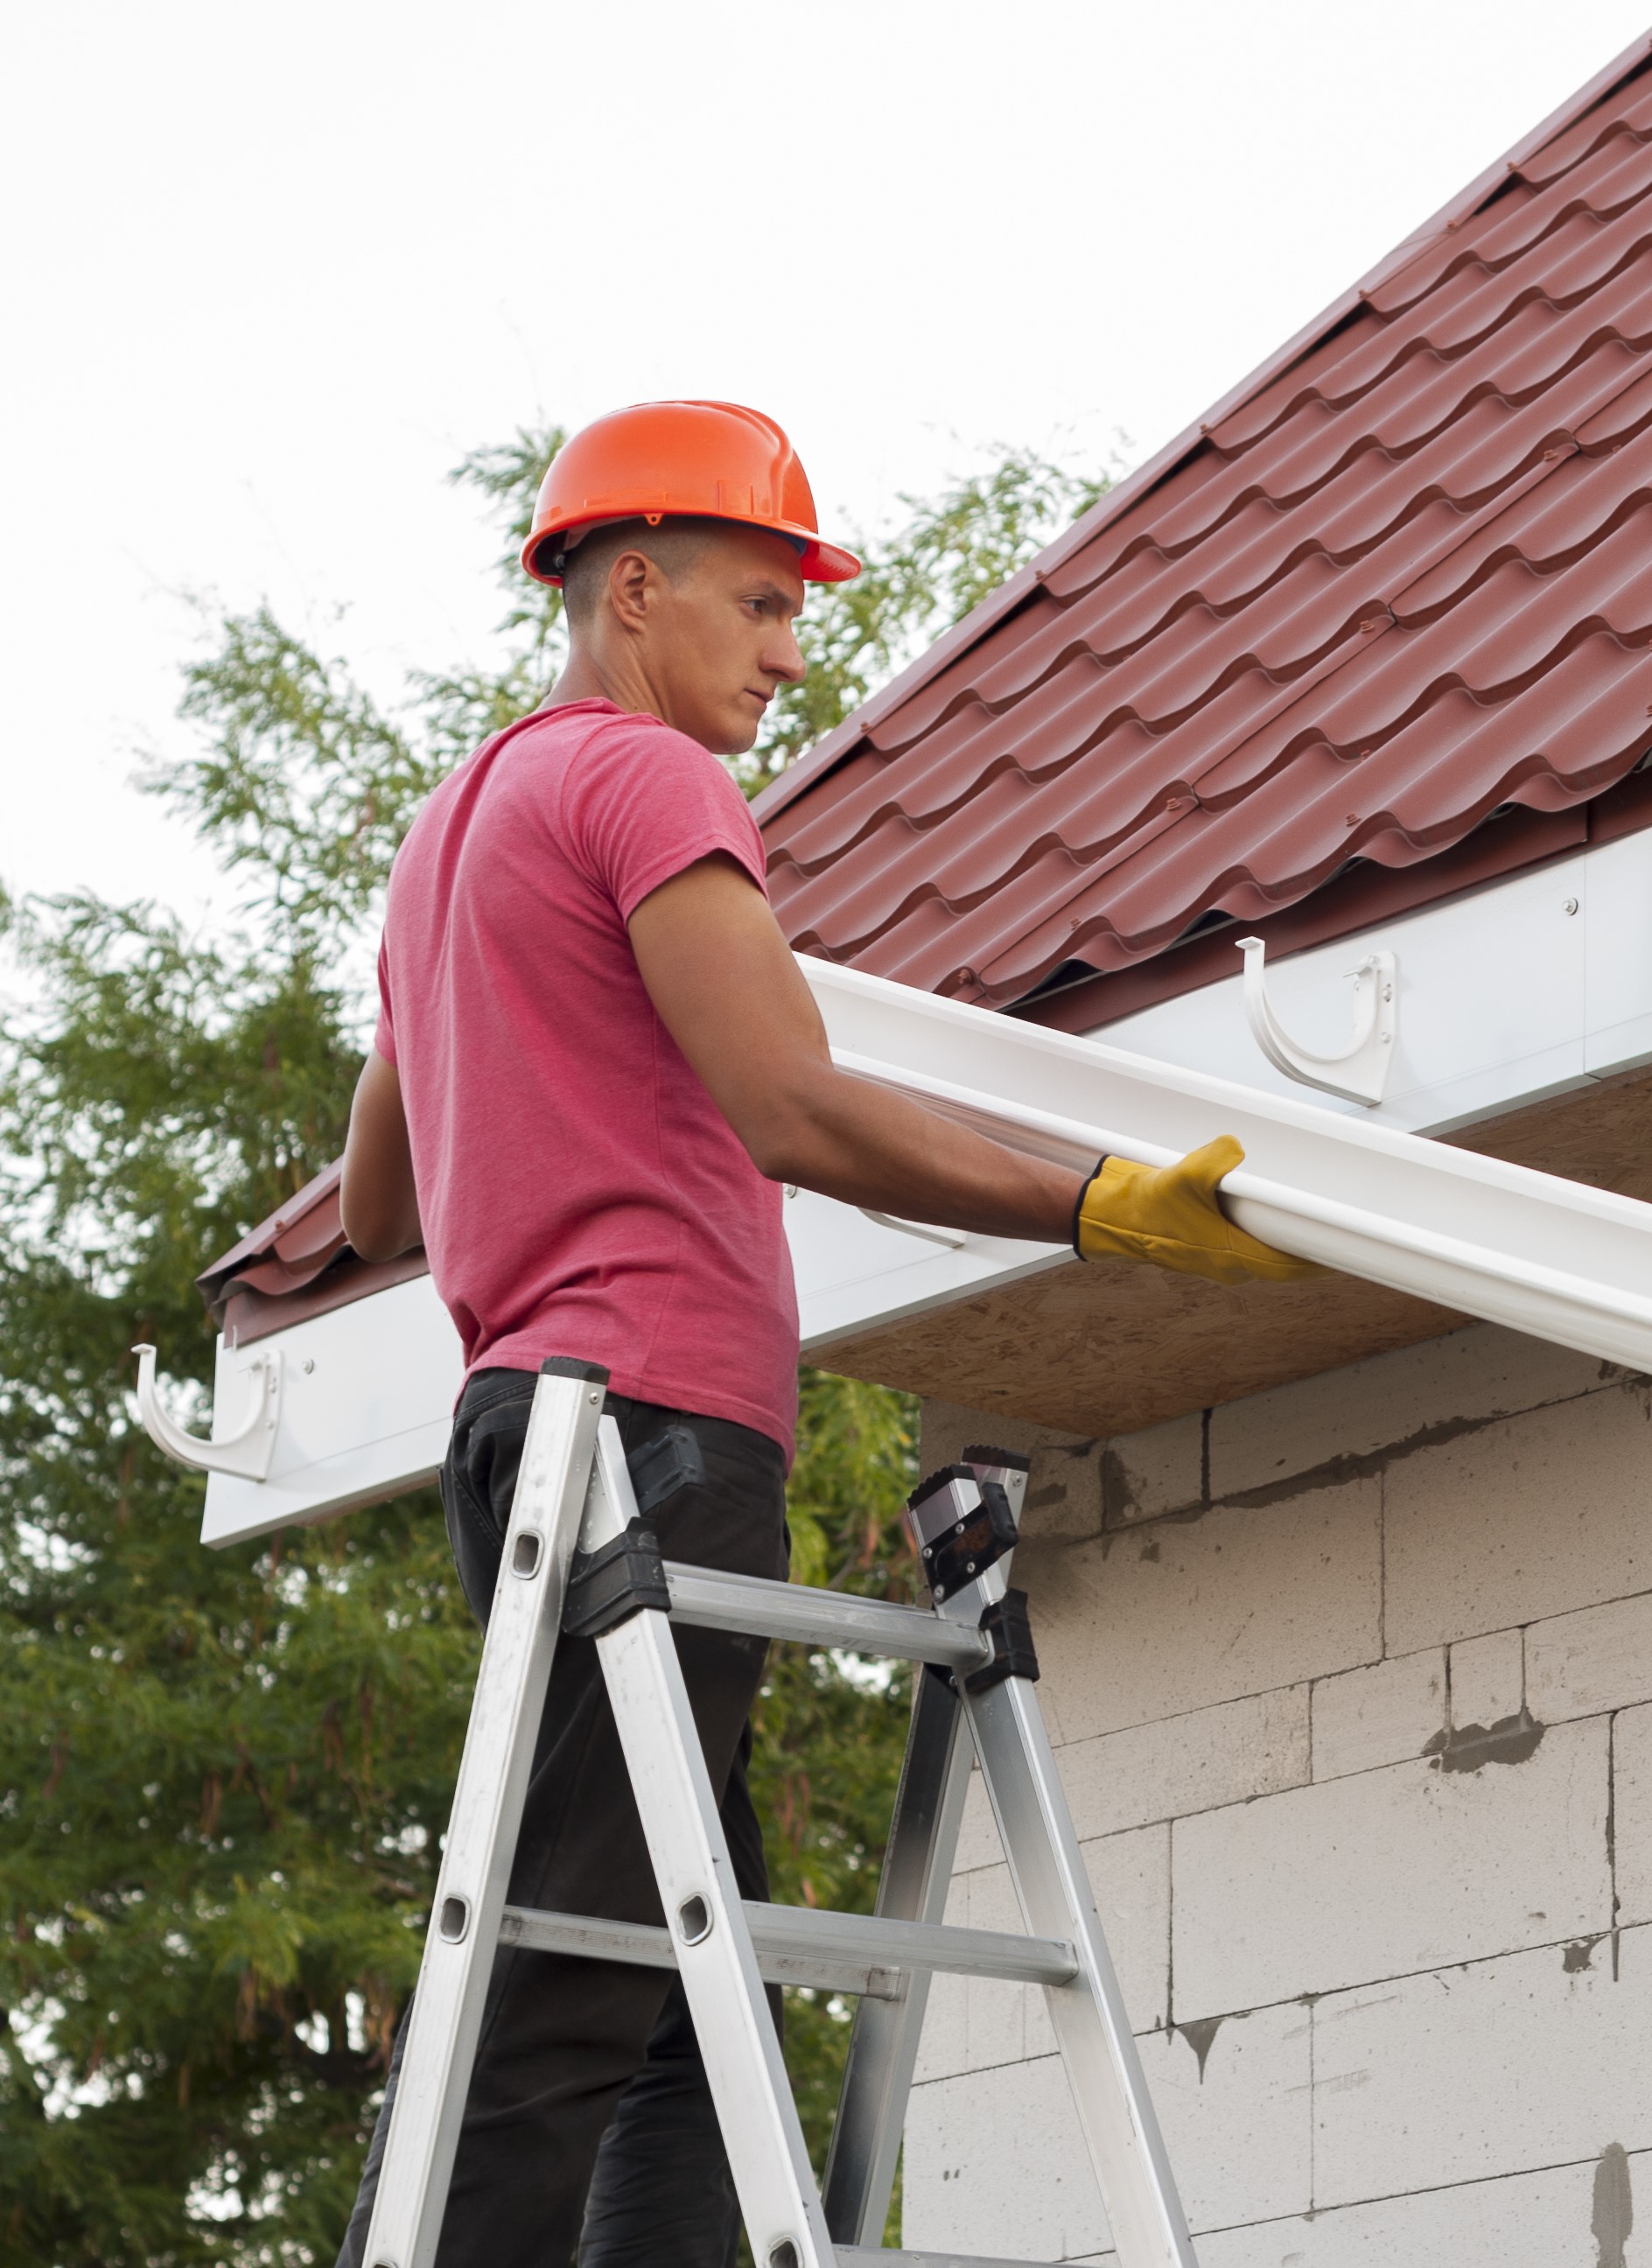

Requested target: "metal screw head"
[
  {"left": 302, "top": 1358, "right": 315, "bottom": 1375},
  {"left": 1563, "top": 898, "right": 1579, "bottom": 916},
  {"left": 589, "top": 1390, "right": 601, "bottom": 1404}
]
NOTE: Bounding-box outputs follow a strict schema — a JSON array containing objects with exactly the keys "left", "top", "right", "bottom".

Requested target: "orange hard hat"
[{"left": 521, "top": 400, "right": 860, "bottom": 587}]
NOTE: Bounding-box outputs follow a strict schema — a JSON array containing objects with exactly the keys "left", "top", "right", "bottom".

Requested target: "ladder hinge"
[
  {"left": 564, "top": 1518, "right": 671, "bottom": 1637},
  {"left": 964, "top": 1587, "right": 1040, "bottom": 1693},
  {"left": 910, "top": 1473, "right": 1019, "bottom": 1602}
]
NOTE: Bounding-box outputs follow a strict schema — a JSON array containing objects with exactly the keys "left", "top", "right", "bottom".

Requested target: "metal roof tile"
[{"left": 761, "top": 49, "right": 1652, "bottom": 1012}]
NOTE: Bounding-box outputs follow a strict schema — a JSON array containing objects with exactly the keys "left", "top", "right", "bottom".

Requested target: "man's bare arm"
[
  {"left": 628, "top": 855, "right": 1084, "bottom": 1243},
  {"left": 340, "top": 1047, "right": 423, "bottom": 1261}
]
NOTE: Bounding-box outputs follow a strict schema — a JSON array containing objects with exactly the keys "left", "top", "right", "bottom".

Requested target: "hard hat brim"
[{"left": 522, "top": 511, "right": 861, "bottom": 589}]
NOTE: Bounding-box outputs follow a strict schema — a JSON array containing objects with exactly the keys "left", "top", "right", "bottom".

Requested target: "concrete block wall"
[{"left": 906, "top": 1325, "right": 1652, "bottom": 2265}]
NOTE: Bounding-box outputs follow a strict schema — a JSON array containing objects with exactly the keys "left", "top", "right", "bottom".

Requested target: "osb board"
[{"left": 810, "top": 1066, "right": 1652, "bottom": 1437}]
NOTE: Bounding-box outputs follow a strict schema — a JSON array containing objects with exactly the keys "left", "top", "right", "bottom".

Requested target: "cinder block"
[
  {"left": 1383, "top": 1387, "right": 1652, "bottom": 1654},
  {"left": 957, "top": 1860, "right": 1034, "bottom": 2076},
  {"left": 911, "top": 1868, "right": 970, "bottom": 2084},
  {"left": 920, "top": 1396, "right": 1102, "bottom": 1544},
  {"left": 1018, "top": 1479, "right": 1380, "bottom": 1743},
  {"left": 1528, "top": 1591, "right": 1652, "bottom": 1724},
  {"left": 1450, "top": 1628, "right": 1524, "bottom": 1732},
  {"left": 1152, "top": 2000, "right": 1312, "bottom": 2233},
  {"left": 905, "top": 2055, "right": 1108, "bottom": 2262},
  {"left": 1313, "top": 1925, "right": 1652, "bottom": 2206},
  {"left": 941, "top": 1825, "right": 1170, "bottom": 2077},
  {"left": 1102, "top": 1410, "right": 1204, "bottom": 1526},
  {"left": 1207, "top": 1323, "right": 1605, "bottom": 1501},
  {"left": 1193, "top": 2155, "right": 1623, "bottom": 2268},
  {"left": 1172, "top": 1718, "right": 1610, "bottom": 2018},
  {"left": 1612, "top": 1701, "right": 1652, "bottom": 1928},
  {"left": 920, "top": 1397, "right": 1092, "bottom": 1470},
  {"left": 1021, "top": 1445, "right": 1105, "bottom": 1542},
  {"left": 904, "top": 2002, "right": 1311, "bottom": 2257},
  {"left": 1081, "top": 1824, "right": 1171, "bottom": 2038},
  {"left": 1312, "top": 1648, "right": 1446, "bottom": 1781},
  {"left": 953, "top": 1759, "right": 1002, "bottom": 1874},
  {"left": 1058, "top": 1685, "right": 1310, "bottom": 1836}
]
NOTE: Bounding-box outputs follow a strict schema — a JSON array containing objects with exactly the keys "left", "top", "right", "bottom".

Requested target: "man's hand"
[
  {"left": 340, "top": 1048, "right": 423, "bottom": 1262},
  {"left": 628, "top": 856, "right": 1086, "bottom": 1243},
  {"left": 1075, "top": 1138, "right": 1326, "bottom": 1284}
]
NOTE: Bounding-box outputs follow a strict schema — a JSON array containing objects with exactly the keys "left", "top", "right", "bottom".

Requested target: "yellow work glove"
[{"left": 1073, "top": 1136, "right": 1326, "bottom": 1285}]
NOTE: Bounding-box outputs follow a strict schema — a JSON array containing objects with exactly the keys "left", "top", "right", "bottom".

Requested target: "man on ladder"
[{"left": 333, "top": 399, "right": 1312, "bottom": 2268}]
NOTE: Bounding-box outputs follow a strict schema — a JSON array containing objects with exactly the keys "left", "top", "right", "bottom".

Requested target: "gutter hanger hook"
[
  {"left": 132, "top": 1342, "right": 282, "bottom": 1480},
  {"left": 1236, "top": 936, "right": 1397, "bottom": 1107}
]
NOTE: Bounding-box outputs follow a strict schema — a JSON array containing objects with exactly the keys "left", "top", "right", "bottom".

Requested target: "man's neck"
[{"left": 542, "top": 645, "right": 664, "bottom": 724}]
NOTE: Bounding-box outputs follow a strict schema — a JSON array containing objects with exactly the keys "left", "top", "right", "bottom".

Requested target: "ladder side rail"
[
  {"left": 822, "top": 1669, "right": 973, "bottom": 2244},
  {"left": 963, "top": 1676, "right": 1199, "bottom": 2268},
  {"left": 361, "top": 1362, "right": 609, "bottom": 2268},
  {"left": 584, "top": 1420, "right": 838, "bottom": 2268}
]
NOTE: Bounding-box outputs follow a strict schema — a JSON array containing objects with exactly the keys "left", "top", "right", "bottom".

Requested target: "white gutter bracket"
[
  {"left": 1238, "top": 935, "right": 1397, "bottom": 1105},
  {"left": 133, "top": 1341, "right": 282, "bottom": 1480}
]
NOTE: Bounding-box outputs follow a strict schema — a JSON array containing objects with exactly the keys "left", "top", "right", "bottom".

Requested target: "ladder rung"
[
  {"left": 500, "top": 1903, "right": 901, "bottom": 2001},
  {"left": 662, "top": 1561, "right": 994, "bottom": 1671},
  {"left": 498, "top": 1900, "right": 1074, "bottom": 1997},
  {"left": 752, "top": 1901, "right": 1077, "bottom": 1988},
  {"left": 837, "top": 2250, "right": 1058, "bottom": 2266}
]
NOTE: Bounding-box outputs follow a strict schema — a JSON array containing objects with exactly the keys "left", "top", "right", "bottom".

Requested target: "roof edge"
[{"left": 752, "top": 27, "right": 1652, "bottom": 831}]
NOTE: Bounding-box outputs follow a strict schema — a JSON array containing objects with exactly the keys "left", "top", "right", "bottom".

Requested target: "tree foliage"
[{"left": 0, "top": 424, "right": 1105, "bottom": 2260}]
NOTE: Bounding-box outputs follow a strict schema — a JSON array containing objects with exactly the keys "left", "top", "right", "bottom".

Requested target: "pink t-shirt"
[{"left": 374, "top": 700, "right": 799, "bottom": 1460}]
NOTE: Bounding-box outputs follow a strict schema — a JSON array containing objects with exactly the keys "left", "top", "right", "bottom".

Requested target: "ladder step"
[
  {"left": 500, "top": 1903, "right": 899, "bottom": 2002},
  {"left": 499, "top": 1900, "right": 1075, "bottom": 1998},
  {"left": 836, "top": 2250, "right": 1058, "bottom": 2266},
  {"left": 662, "top": 1560, "right": 994, "bottom": 1671},
  {"left": 752, "top": 1901, "right": 1077, "bottom": 1988}
]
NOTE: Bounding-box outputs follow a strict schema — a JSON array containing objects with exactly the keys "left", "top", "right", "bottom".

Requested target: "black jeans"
[{"left": 336, "top": 1369, "right": 790, "bottom": 2268}]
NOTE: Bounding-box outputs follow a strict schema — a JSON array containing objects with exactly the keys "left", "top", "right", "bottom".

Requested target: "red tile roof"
[
  {"left": 197, "top": 1166, "right": 427, "bottom": 1346},
  {"left": 757, "top": 36, "right": 1652, "bottom": 1018}
]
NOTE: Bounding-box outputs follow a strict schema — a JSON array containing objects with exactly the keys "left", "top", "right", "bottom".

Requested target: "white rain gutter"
[
  {"left": 808, "top": 961, "right": 1652, "bottom": 1376},
  {"left": 147, "top": 955, "right": 1652, "bottom": 1546}
]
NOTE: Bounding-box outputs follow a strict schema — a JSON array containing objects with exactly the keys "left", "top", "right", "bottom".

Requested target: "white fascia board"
[
  {"left": 194, "top": 855, "right": 1652, "bottom": 1546},
  {"left": 1096, "top": 828, "right": 1652, "bottom": 1138},
  {"left": 200, "top": 1272, "right": 463, "bottom": 1547},
  {"left": 786, "top": 1189, "right": 1065, "bottom": 1351}
]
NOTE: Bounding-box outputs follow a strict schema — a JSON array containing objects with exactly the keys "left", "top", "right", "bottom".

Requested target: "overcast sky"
[{"left": 7, "top": 0, "right": 1650, "bottom": 922}]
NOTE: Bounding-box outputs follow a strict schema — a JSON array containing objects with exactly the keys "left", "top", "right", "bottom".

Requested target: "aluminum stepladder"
[{"left": 362, "top": 1358, "right": 1198, "bottom": 2268}]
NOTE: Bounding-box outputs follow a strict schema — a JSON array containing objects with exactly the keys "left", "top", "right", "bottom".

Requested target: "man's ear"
[{"left": 606, "top": 547, "right": 656, "bottom": 634}]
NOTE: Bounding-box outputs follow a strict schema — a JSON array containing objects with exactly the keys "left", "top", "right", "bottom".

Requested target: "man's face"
[{"left": 638, "top": 525, "right": 808, "bottom": 755}]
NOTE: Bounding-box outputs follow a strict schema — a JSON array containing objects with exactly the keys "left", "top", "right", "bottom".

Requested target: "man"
[{"left": 335, "top": 400, "right": 1311, "bottom": 2267}]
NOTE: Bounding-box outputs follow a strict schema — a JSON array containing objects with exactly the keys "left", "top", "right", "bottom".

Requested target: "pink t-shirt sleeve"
[
  {"left": 374, "top": 933, "right": 397, "bottom": 1067},
  {"left": 559, "top": 716, "right": 768, "bottom": 920}
]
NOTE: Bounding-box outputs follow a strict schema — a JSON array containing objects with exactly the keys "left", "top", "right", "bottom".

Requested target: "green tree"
[{"left": 0, "top": 427, "right": 1105, "bottom": 2261}]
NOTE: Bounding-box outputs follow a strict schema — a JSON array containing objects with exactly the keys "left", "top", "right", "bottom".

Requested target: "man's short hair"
[{"left": 557, "top": 516, "right": 724, "bottom": 627}]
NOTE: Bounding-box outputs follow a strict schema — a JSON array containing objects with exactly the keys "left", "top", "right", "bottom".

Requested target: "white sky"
[{"left": 6, "top": 0, "right": 1650, "bottom": 922}]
